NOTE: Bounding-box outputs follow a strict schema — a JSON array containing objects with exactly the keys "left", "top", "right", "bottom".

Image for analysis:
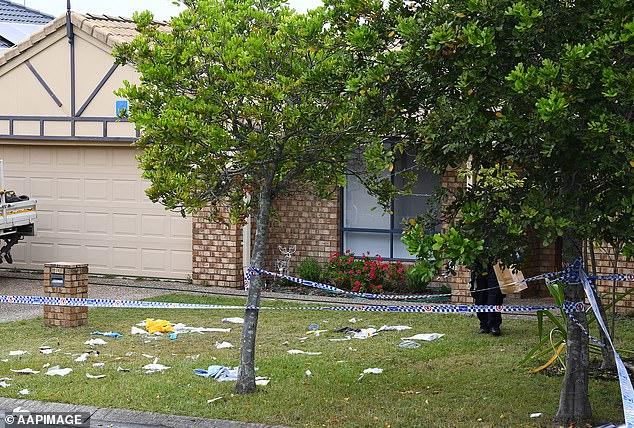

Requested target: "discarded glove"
[{"left": 145, "top": 319, "right": 174, "bottom": 334}]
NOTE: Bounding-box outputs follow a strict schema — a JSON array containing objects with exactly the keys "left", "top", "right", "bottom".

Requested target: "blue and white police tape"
[
  {"left": 244, "top": 266, "right": 451, "bottom": 300},
  {"left": 245, "top": 266, "right": 565, "bottom": 299},
  {"left": 588, "top": 273, "right": 634, "bottom": 282},
  {"left": 579, "top": 269, "right": 634, "bottom": 427},
  {"left": 0, "top": 294, "right": 559, "bottom": 313}
]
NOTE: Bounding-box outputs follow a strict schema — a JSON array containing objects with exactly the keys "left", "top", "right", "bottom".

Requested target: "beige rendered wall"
[{"left": 0, "top": 34, "right": 70, "bottom": 117}]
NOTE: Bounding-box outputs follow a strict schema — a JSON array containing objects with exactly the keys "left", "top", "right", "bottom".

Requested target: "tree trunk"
[
  {"left": 235, "top": 180, "right": 274, "bottom": 394},
  {"left": 554, "top": 276, "right": 592, "bottom": 425},
  {"left": 588, "top": 244, "right": 616, "bottom": 370}
]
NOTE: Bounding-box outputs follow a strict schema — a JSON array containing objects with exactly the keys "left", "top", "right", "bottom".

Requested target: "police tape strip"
[
  {"left": 588, "top": 273, "right": 634, "bottom": 282},
  {"left": 579, "top": 269, "right": 634, "bottom": 426},
  {"left": 244, "top": 267, "right": 451, "bottom": 300},
  {"left": 0, "top": 294, "right": 559, "bottom": 313},
  {"left": 245, "top": 266, "right": 564, "bottom": 300}
]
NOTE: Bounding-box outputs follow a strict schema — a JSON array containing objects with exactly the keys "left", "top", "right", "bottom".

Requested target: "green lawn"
[{"left": 0, "top": 294, "right": 631, "bottom": 427}]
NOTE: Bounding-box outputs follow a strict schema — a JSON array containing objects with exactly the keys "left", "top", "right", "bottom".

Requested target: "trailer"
[{"left": 0, "top": 160, "right": 36, "bottom": 264}]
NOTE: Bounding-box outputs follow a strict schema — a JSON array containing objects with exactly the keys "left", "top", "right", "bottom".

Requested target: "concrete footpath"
[{"left": 0, "top": 397, "right": 288, "bottom": 428}]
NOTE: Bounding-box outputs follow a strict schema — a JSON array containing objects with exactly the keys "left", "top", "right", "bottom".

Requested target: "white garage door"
[{"left": 1, "top": 145, "right": 192, "bottom": 279}]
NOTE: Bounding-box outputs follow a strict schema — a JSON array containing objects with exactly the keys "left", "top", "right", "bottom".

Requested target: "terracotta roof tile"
[{"left": 0, "top": 11, "right": 168, "bottom": 65}]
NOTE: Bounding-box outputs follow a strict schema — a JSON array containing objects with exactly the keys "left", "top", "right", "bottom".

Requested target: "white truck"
[{"left": 0, "top": 160, "right": 36, "bottom": 264}]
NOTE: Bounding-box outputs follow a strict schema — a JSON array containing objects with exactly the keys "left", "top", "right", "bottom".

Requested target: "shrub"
[
  {"left": 296, "top": 257, "right": 322, "bottom": 283},
  {"left": 323, "top": 250, "right": 406, "bottom": 294},
  {"left": 405, "top": 263, "right": 429, "bottom": 293}
]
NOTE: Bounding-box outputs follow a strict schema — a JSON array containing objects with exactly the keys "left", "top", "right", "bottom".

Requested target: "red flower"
[
  {"left": 345, "top": 249, "right": 351, "bottom": 253},
  {"left": 376, "top": 285, "right": 382, "bottom": 291}
]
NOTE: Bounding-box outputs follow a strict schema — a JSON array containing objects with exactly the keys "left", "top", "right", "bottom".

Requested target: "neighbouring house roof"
[
  {"left": 0, "top": 0, "right": 53, "bottom": 51},
  {"left": 0, "top": 11, "right": 167, "bottom": 65},
  {"left": 0, "top": 0, "right": 53, "bottom": 24}
]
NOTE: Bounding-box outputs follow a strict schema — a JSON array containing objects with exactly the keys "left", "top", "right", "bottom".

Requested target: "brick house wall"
[
  {"left": 264, "top": 191, "right": 340, "bottom": 277},
  {"left": 192, "top": 206, "right": 244, "bottom": 288},
  {"left": 587, "top": 245, "right": 634, "bottom": 311},
  {"left": 190, "top": 178, "right": 632, "bottom": 313}
]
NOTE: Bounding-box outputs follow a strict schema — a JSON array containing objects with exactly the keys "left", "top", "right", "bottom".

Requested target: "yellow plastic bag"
[{"left": 145, "top": 318, "right": 174, "bottom": 334}]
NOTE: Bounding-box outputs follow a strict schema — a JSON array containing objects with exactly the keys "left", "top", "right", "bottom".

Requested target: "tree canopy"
[
  {"left": 326, "top": 0, "right": 634, "bottom": 424},
  {"left": 114, "top": 0, "right": 390, "bottom": 393}
]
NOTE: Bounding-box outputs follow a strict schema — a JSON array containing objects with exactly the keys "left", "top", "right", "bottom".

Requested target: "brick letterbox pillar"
[{"left": 43, "top": 262, "right": 88, "bottom": 327}]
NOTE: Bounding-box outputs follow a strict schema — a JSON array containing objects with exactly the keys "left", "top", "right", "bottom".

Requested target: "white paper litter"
[
  {"left": 92, "top": 363, "right": 105, "bottom": 367},
  {"left": 172, "top": 323, "right": 231, "bottom": 334},
  {"left": 39, "top": 348, "right": 56, "bottom": 355},
  {"left": 142, "top": 354, "right": 155, "bottom": 359},
  {"left": 215, "top": 341, "right": 233, "bottom": 349},
  {"left": 86, "top": 373, "right": 107, "bottom": 379},
  {"left": 352, "top": 328, "right": 378, "bottom": 339},
  {"left": 348, "top": 318, "right": 357, "bottom": 323},
  {"left": 84, "top": 338, "right": 107, "bottom": 346},
  {"left": 1, "top": 359, "right": 7, "bottom": 362},
  {"left": 117, "top": 367, "right": 130, "bottom": 372},
  {"left": 143, "top": 358, "right": 170, "bottom": 373},
  {"left": 401, "top": 333, "right": 444, "bottom": 341},
  {"left": 358, "top": 367, "right": 383, "bottom": 380},
  {"left": 9, "top": 350, "right": 27, "bottom": 356},
  {"left": 329, "top": 337, "right": 352, "bottom": 342},
  {"left": 305, "top": 370, "right": 312, "bottom": 376},
  {"left": 255, "top": 377, "right": 270, "bottom": 386},
  {"left": 222, "top": 317, "right": 244, "bottom": 324},
  {"left": 45, "top": 366, "right": 72, "bottom": 376},
  {"left": 186, "top": 354, "right": 200, "bottom": 360},
  {"left": 0, "top": 377, "right": 12, "bottom": 381},
  {"left": 0, "top": 381, "right": 10, "bottom": 388},
  {"left": 287, "top": 349, "right": 322, "bottom": 355},
  {"left": 530, "top": 413, "right": 543, "bottom": 418},
  {"left": 10, "top": 368, "right": 40, "bottom": 374},
  {"left": 207, "top": 397, "right": 223, "bottom": 403},
  {"left": 75, "top": 353, "right": 89, "bottom": 362},
  {"left": 42, "top": 363, "right": 50, "bottom": 368},
  {"left": 131, "top": 326, "right": 148, "bottom": 335},
  {"left": 18, "top": 389, "right": 29, "bottom": 395},
  {"left": 378, "top": 325, "right": 412, "bottom": 331}
]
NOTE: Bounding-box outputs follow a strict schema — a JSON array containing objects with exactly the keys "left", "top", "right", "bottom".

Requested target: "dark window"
[{"left": 342, "top": 153, "right": 440, "bottom": 260}]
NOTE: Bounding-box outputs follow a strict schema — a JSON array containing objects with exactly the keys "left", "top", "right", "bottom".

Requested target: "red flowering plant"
[{"left": 323, "top": 250, "right": 406, "bottom": 294}]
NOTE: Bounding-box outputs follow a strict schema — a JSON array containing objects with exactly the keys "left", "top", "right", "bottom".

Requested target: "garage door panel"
[
  {"left": 84, "top": 245, "right": 110, "bottom": 268},
  {"left": 142, "top": 248, "right": 167, "bottom": 272},
  {"left": 30, "top": 242, "right": 55, "bottom": 264},
  {"left": 11, "top": 245, "right": 27, "bottom": 264},
  {"left": 171, "top": 250, "right": 192, "bottom": 274},
  {"left": 36, "top": 210, "right": 54, "bottom": 232},
  {"left": 112, "top": 247, "right": 139, "bottom": 270},
  {"left": 141, "top": 215, "right": 166, "bottom": 237},
  {"left": 57, "top": 147, "right": 81, "bottom": 166},
  {"left": 85, "top": 212, "right": 109, "bottom": 234},
  {"left": 171, "top": 216, "right": 191, "bottom": 238},
  {"left": 113, "top": 213, "right": 138, "bottom": 236},
  {"left": 58, "top": 178, "right": 81, "bottom": 200},
  {"left": 31, "top": 149, "right": 54, "bottom": 166},
  {"left": 2, "top": 146, "right": 27, "bottom": 165},
  {"left": 58, "top": 243, "right": 82, "bottom": 261},
  {"left": 85, "top": 179, "right": 110, "bottom": 201},
  {"left": 58, "top": 211, "right": 83, "bottom": 233},
  {"left": 30, "top": 177, "right": 54, "bottom": 199},
  {"left": 84, "top": 148, "right": 108, "bottom": 167},
  {"left": 112, "top": 180, "right": 138, "bottom": 202},
  {"left": 4, "top": 146, "right": 192, "bottom": 279}
]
